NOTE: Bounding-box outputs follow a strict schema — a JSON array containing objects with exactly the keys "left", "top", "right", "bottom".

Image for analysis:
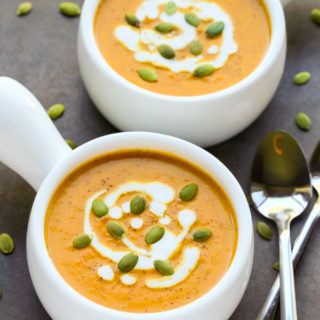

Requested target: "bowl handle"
[{"left": 0, "top": 77, "right": 72, "bottom": 191}]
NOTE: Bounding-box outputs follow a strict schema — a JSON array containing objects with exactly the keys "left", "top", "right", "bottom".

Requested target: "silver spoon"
[
  {"left": 257, "top": 140, "right": 320, "bottom": 320},
  {"left": 251, "top": 131, "right": 312, "bottom": 320}
]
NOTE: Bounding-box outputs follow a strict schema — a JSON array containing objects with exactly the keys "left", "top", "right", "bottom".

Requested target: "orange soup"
[
  {"left": 94, "top": 0, "right": 270, "bottom": 96},
  {"left": 45, "top": 150, "right": 237, "bottom": 313}
]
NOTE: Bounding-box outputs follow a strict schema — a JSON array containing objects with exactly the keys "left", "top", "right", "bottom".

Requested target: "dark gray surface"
[{"left": 0, "top": 0, "right": 319, "bottom": 319}]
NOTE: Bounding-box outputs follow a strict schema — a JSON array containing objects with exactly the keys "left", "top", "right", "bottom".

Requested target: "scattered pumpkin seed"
[
  {"left": 118, "top": 253, "right": 139, "bottom": 272},
  {"left": 185, "top": 13, "right": 199, "bottom": 27},
  {"left": 155, "top": 22, "right": 174, "bottom": 33},
  {"left": 311, "top": 8, "right": 320, "bottom": 25},
  {"left": 130, "top": 196, "right": 146, "bottom": 214},
  {"left": 107, "top": 221, "right": 126, "bottom": 239},
  {"left": 179, "top": 183, "right": 198, "bottom": 201},
  {"left": 73, "top": 233, "right": 92, "bottom": 249},
  {"left": 48, "top": 103, "right": 65, "bottom": 120},
  {"left": 247, "top": 195, "right": 253, "bottom": 206},
  {"left": 0, "top": 233, "right": 14, "bottom": 254},
  {"left": 206, "top": 21, "right": 225, "bottom": 38},
  {"left": 145, "top": 226, "right": 165, "bottom": 244},
  {"left": 60, "top": 2, "right": 80, "bottom": 17},
  {"left": 193, "top": 228, "right": 212, "bottom": 242},
  {"left": 16, "top": 2, "right": 32, "bottom": 16},
  {"left": 92, "top": 199, "right": 109, "bottom": 218},
  {"left": 273, "top": 261, "right": 280, "bottom": 271},
  {"left": 257, "top": 221, "right": 272, "bottom": 240},
  {"left": 293, "top": 71, "right": 311, "bottom": 85},
  {"left": 125, "top": 13, "right": 140, "bottom": 27},
  {"left": 158, "top": 44, "right": 175, "bottom": 59},
  {"left": 137, "top": 69, "right": 158, "bottom": 82},
  {"left": 189, "top": 40, "right": 203, "bottom": 56},
  {"left": 193, "top": 64, "right": 214, "bottom": 78},
  {"left": 65, "top": 139, "right": 77, "bottom": 149},
  {"left": 154, "top": 260, "right": 174, "bottom": 275},
  {"left": 165, "top": 1, "right": 177, "bottom": 15},
  {"left": 296, "top": 112, "right": 311, "bottom": 131}
]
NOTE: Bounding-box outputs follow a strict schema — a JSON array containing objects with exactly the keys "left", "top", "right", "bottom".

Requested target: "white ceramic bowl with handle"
[
  {"left": 78, "top": 0, "right": 289, "bottom": 147},
  {"left": 0, "top": 77, "right": 252, "bottom": 320}
]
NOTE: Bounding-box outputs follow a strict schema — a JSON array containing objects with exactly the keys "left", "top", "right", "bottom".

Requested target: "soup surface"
[
  {"left": 45, "top": 150, "right": 237, "bottom": 313},
  {"left": 94, "top": 0, "right": 270, "bottom": 96}
]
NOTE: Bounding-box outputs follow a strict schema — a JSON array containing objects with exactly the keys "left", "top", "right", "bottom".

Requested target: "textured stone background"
[{"left": 0, "top": 0, "right": 319, "bottom": 319}]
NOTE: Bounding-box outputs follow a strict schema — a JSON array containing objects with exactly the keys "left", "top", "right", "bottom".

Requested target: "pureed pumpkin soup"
[
  {"left": 94, "top": 0, "right": 271, "bottom": 96},
  {"left": 45, "top": 150, "right": 238, "bottom": 313}
]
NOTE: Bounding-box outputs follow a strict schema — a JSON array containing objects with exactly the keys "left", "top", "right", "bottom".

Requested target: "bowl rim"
[
  {"left": 28, "top": 132, "right": 253, "bottom": 318},
  {"left": 78, "top": 0, "right": 286, "bottom": 101}
]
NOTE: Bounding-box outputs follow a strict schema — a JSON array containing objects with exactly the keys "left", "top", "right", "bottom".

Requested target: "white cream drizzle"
[
  {"left": 121, "top": 274, "right": 137, "bottom": 285},
  {"left": 98, "top": 265, "right": 114, "bottom": 281},
  {"left": 130, "top": 217, "right": 144, "bottom": 229},
  {"left": 114, "top": 0, "right": 238, "bottom": 73},
  {"left": 159, "top": 215, "right": 171, "bottom": 225}
]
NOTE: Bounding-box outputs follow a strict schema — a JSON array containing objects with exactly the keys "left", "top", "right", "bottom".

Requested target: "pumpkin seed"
[
  {"left": 0, "top": 233, "right": 14, "bottom": 254},
  {"left": 193, "top": 64, "right": 214, "bottom": 78},
  {"left": 273, "top": 261, "right": 280, "bottom": 271},
  {"left": 118, "top": 253, "right": 138, "bottom": 272},
  {"left": 154, "top": 260, "right": 174, "bottom": 275},
  {"left": 73, "top": 233, "right": 92, "bottom": 249},
  {"left": 158, "top": 44, "right": 175, "bottom": 59},
  {"left": 60, "top": 2, "right": 81, "bottom": 17},
  {"left": 137, "top": 69, "right": 158, "bottom": 82},
  {"left": 206, "top": 21, "right": 225, "bottom": 38},
  {"left": 193, "top": 228, "right": 212, "bottom": 242},
  {"left": 65, "top": 139, "right": 77, "bottom": 149},
  {"left": 189, "top": 40, "right": 203, "bottom": 56},
  {"left": 179, "top": 183, "right": 198, "bottom": 201},
  {"left": 165, "top": 1, "right": 177, "bottom": 15},
  {"left": 257, "top": 221, "right": 272, "bottom": 240},
  {"left": 125, "top": 13, "right": 140, "bottom": 27},
  {"left": 293, "top": 71, "right": 311, "bottom": 85},
  {"left": 48, "top": 104, "right": 65, "bottom": 120},
  {"left": 92, "top": 199, "right": 109, "bottom": 218},
  {"left": 16, "top": 2, "right": 32, "bottom": 16},
  {"left": 130, "top": 196, "right": 146, "bottom": 214},
  {"left": 185, "top": 13, "right": 199, "bottom": 27},
  {"left": 155, "top": 22, "right": 174, "bottom": 33},
  {"left": 311, "top": 8, "right": 320, "bottom": 25},
  {"left": 247, "top": 195, "right": 253, "bottom": 206},
  {"left": 145, "top": 226, "right": 165, "bottom": 244},
  {"left": 296, "top": 112, "right": 311, "bottom": 131},
  {"left": 107, "top": 221, "right": 126, "bottom": 239}
]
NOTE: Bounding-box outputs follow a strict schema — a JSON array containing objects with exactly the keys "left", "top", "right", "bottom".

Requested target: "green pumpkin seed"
[
  {"left": 193, "top": 228, "right": 212, "bottom": 242},
  {"left": 92, "top": 199, "right": 109, "bottom": 218},
  {"left": 145, "top": 226, "right": 165, "bottom": 244},
  {"left": 185, "top": 13, "right": 199, "bottom": 27},
  {"left": 60, "top": 2, "right": 81, "bottom": 17},
  {"left": 296, "top": 112, "right": 311, "bottom": 131},
  {"left": 125, "top": 13, "right": 140, "bottom": 27},
  {"left": 165, "top": 1, "right": 177, "bottom": 15},
  {"left": 189, "top": 40, "right": 203, "bottom": 56},
  {"left": 155, "top": 22, "right": 174, "bottom": 33},
  {"left": 257, "top": 221, "right": 272, "bottom": 240},
  {"left": 65, "top": 139, "right": 77, "bottom": 149},
  {"left": 293, "top": 71, "right": 311, "bottom": 85},
  {"left": 247, "top": 195, "right": 253, "bottom": 206},
  {"left": 137, "top": 69, "right": 158, "bottom": 82},
  {"left": 154, "top": 260, "right": 174, "bottom": 275},
  {"left": 158, "top": 44, "right": 175, "bottom": 59},
  {"left": 193, "top": 64, "right": 214, "bottom": 78},
  {"left": 48, "top": 104, "right": 65, "bottom": 120},
  {"left": 273, "top": 261, "right": 280, "bottom": 271},
  {"left": 118, "top": 253, "right": 139, "bottom": 272},
  {"left": 206, "top": 21, "right": 225, "bottom": 38},
  {"left": 16, "top": 2, "right": 32, "bottom": 16},
  {"left": 107, "top": 221, "right": 126, "bottom": 239},
  {"left": 179, "top": 183, "right": 198, "bottom": 201},
  {"left": 0, "top": 233, "right": 14, "bottom": 254},
  {"left": 130, "top": 196, "right": 146, "bottom": 214},
  {"left": 73, "top": 233, "right": 92, "bottom": 249},
  {"left": 311, "top": 8, "right": 320, "bottom": 25}
]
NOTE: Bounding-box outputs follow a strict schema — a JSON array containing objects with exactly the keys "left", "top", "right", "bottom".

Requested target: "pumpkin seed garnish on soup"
[
  {"left": 293, "top": 71, "right": 311, "bottom": 85},
  {"left": 273, "top": 261, "right": 280, "bottom": 271},
  {"left": 296, "top": 112, "right": 311, "bottom": 131},
  {"left": 130, "top": 196, "right": 146, "bottom": 214},
  {"left": 193, "top": 64, "right": 214, "bottom": 78},
  {"left": 145, "top": 226, "right": 165, "bottom": 244},
  {"left": 179, "top": 183, "right": 198, "bottom": 201},
  {"left": 65, "top": 139, "right": 77, "bottom": 149},
  {"left": 154, "top": 260, "right": 174, "bottom": 275},
  {"left": 16, "top": 2, "right": 32, "bottom": 16},
  {"left": 107, "top": 221, "right": 126, "bottom": 239},
  {"left": 311, "top": 8, "right": 320, "bottom": 25},
  {"left": 206, "top": 21, "right": 225, "bottom": 38},
  {"left": 193, "top": 228, "right": 212, "bottom": 242},
  {"left": 158, "top": 44, "right": 175, "bottom": 59},
  {"left": 257, "top": 221, "right": 272, "bottom": 240},
  {"left": 118, "top": 253, "right": 139, "bottom": 272},
  {"left": 73, "top": 234, "right": 93, "bottom": 249},
  {"left": 92, "top": 199, "right": 109, "bottom": 218},
  {"left": 137, "top": 69, "right": 158, "bottom": 82},
  {"left": 155, "top": 22, "right": 174, "bottom": 33},
  {"left": 184, "top": 13, "right": 199, "bottom": 27},
  {"left": 125, "top": 13, "right": 140, "bottom": 27},
  {"left": 60, "top": 2, "right": 81, "bottom": 17},
  {"left": 0, "top": 233, "right": 14, "bottom": 254},
  {"left": 165, "top": 1, "right": 177, "bottom": 15},
  {"left": 48, "top": 103, "right": 65, "bottom": 120},
  {"left": 189, "top": 40, "right": 203, "bottom": 56}
]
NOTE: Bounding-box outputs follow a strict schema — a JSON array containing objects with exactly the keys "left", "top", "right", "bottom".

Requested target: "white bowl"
[
  {"left": 0, "top": 77, "right": 253, "bottom": 320},
  {"left": 78, "top": 0, "right": 287, "bottom": 147}
]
